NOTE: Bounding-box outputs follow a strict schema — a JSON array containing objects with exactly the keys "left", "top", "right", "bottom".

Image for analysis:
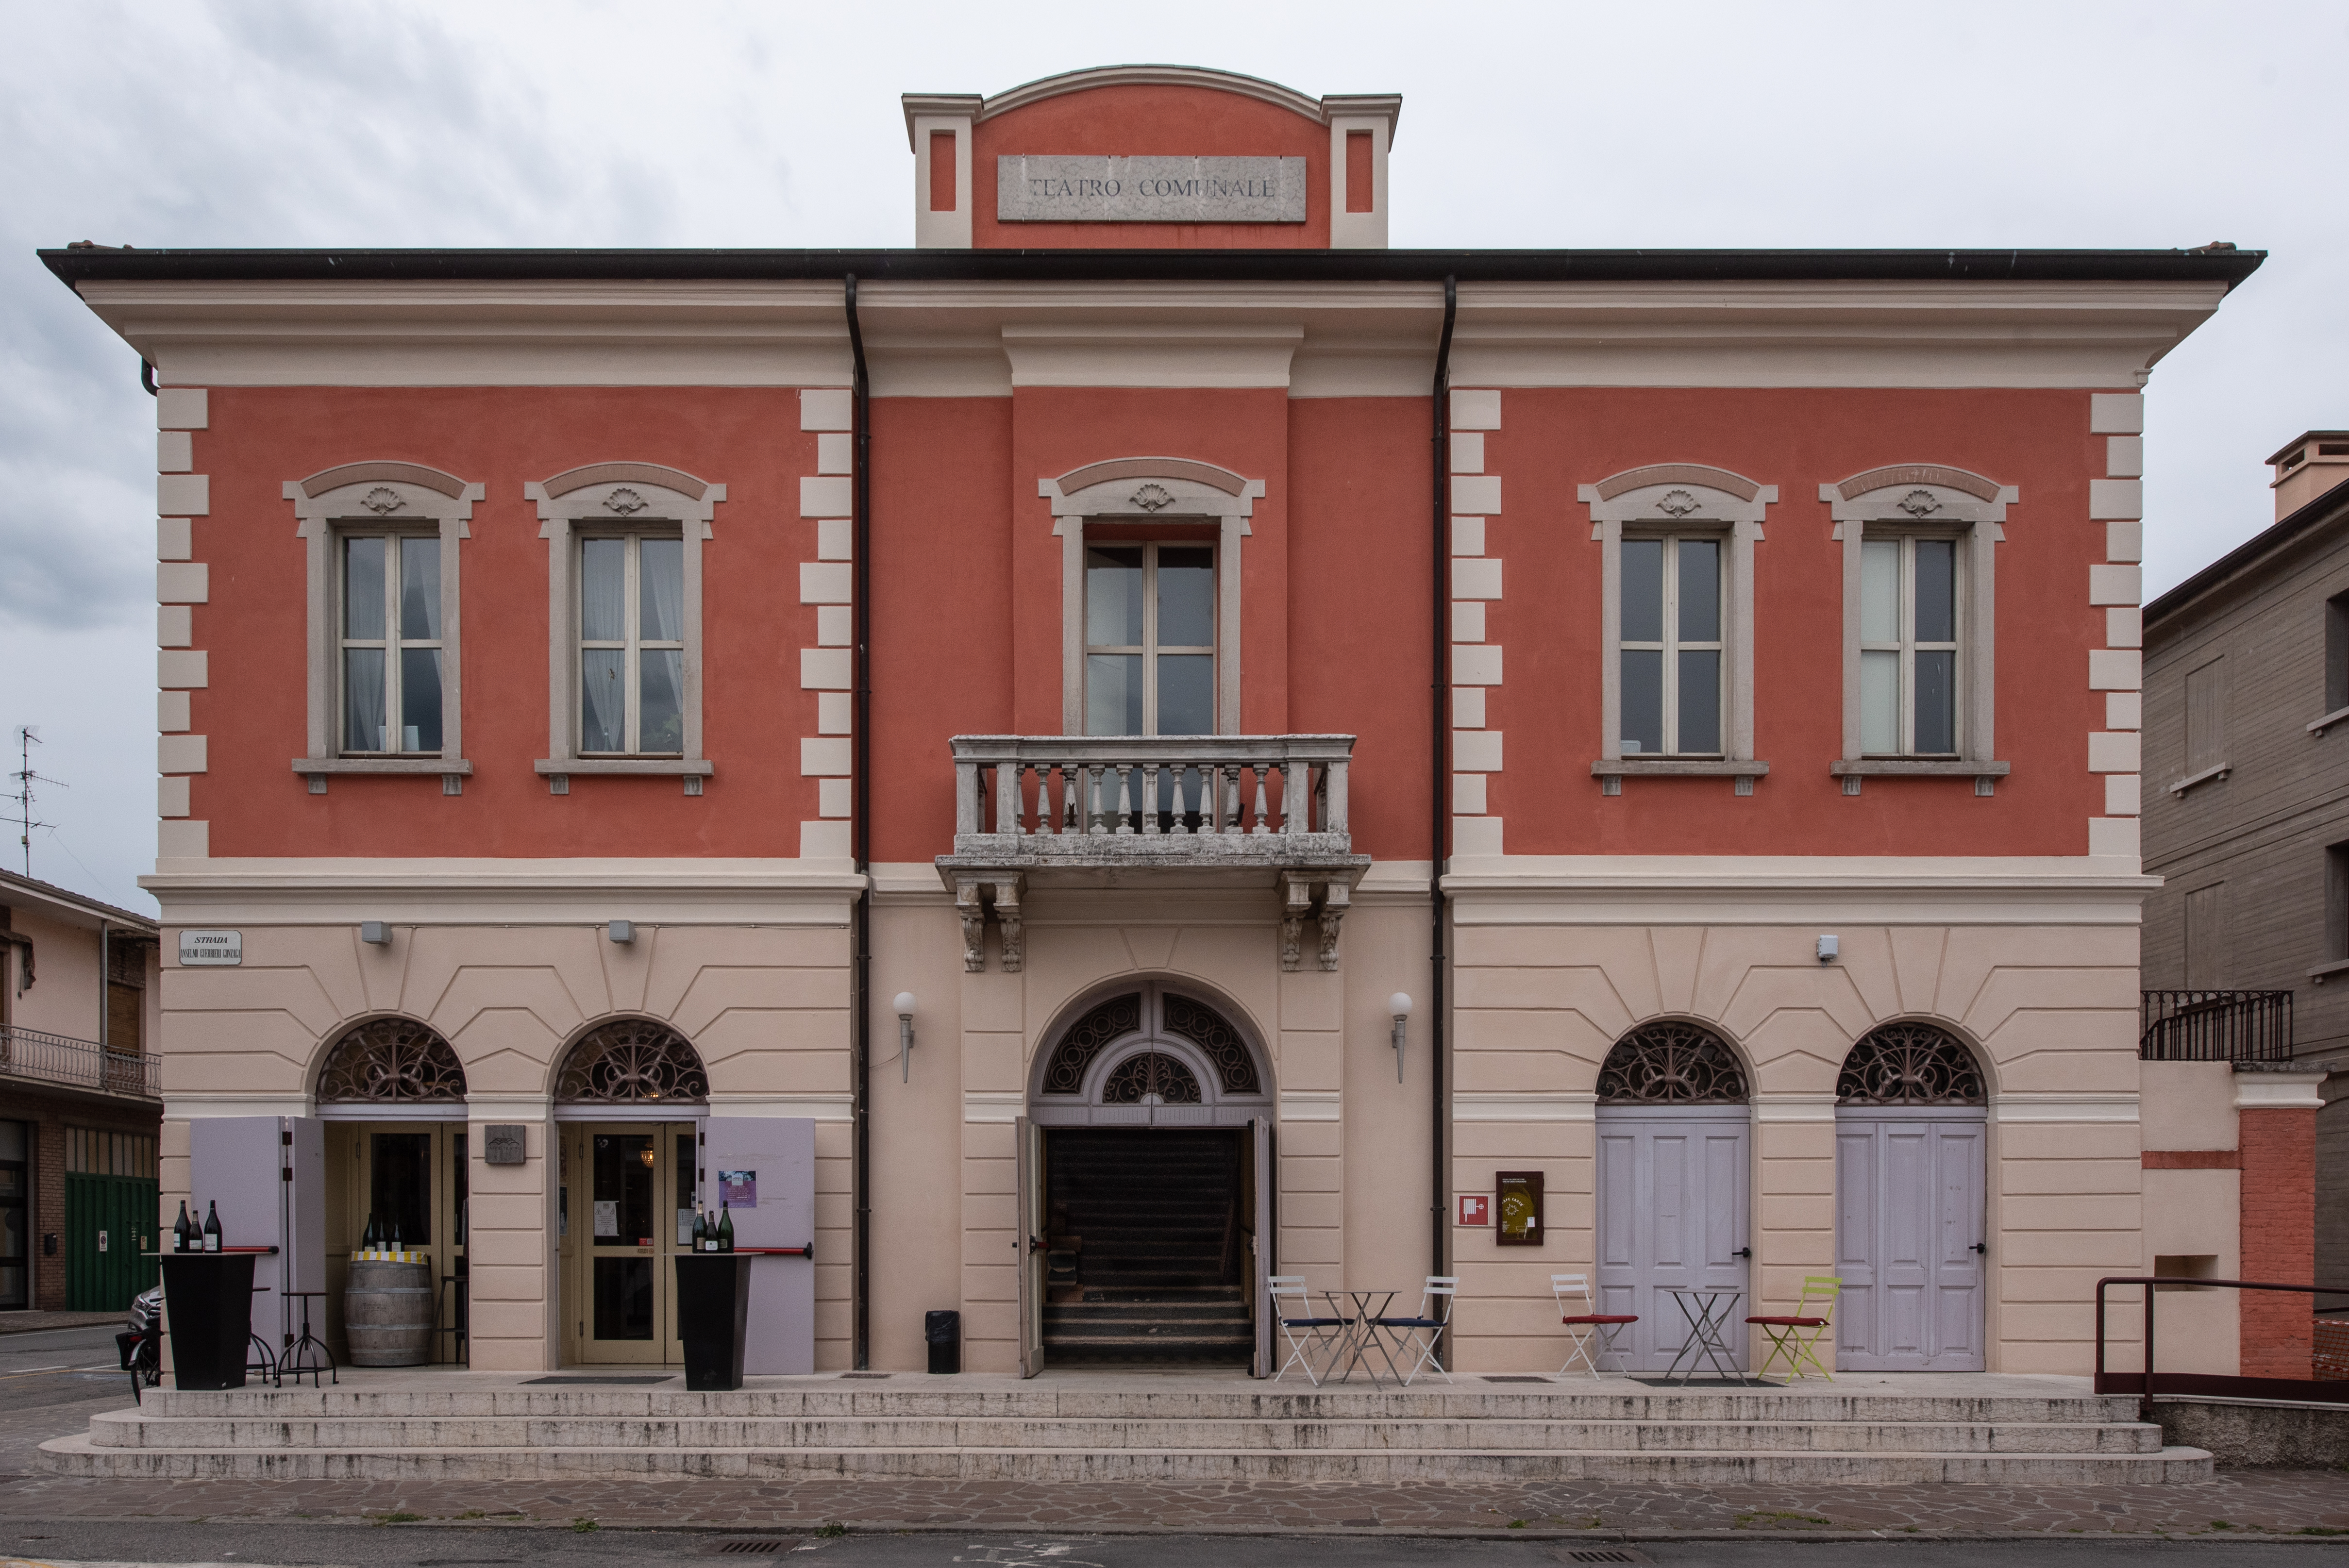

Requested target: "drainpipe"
[
  {"left": 846, "top": 275, "right": 873, "bottom": 1369},
  {"left": 1429, "top": 277, "right": 1456, "bottom": 1359}
]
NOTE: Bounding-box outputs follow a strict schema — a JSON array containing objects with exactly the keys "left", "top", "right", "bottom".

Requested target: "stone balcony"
[{"left": 935, "top": 734, "right": 1369, "bottom": 973}]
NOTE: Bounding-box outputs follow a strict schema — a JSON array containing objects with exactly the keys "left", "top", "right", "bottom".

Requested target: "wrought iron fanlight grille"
[
  {"left": 1101, "top": 1051, "right": 1203, "bottom": 1105},
  {"left": 1160, "top": 994, "right": 1261, "bottom": 1094},
  {"left": 1837, "top": 1022, "right": 1985, "bottom": 1106},
  {"left": 557, "top": 1018, "right": 708, "bottom": 1103},
  {"left": 1040, "top": 993, "right": 1143, "bottom": 1094},
  {"left": 316, "top": 1017, "right": 468, "bottom": 1103},
  {"left": 1598, "top": 1020, "right": 1749, "bottom": 1104}
]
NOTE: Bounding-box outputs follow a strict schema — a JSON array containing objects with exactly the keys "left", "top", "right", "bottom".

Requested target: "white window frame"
[
  {"left": 1858, "top": 529, "right": 1965, "bottom": 758},
  {"left": 1040, "top": 459, "right": 1263, "bottom": 736},
  {"left": 1578, "top": 466, "right": 1772, "bottom": 793},
  {"left": 527, "top": 465, "right": 722, "bottom": 791},
  {"left": 1081, "top": 538, "right": 1218, "bottom": 736},
  {"left": 1615, "top": 529, "right": 1728, "bottom": 758},
  {"left": 1823, "top": 467, "right": 2015, "bottom": 792},
  {"left": 576, "top": 529, "right": 688, "bottom": 757},
  {"left": 337, "top": 530, "right": 447, "bottom": 758},
  {"left": 287, "top": 464, "right": 480, "bottom": 792}
]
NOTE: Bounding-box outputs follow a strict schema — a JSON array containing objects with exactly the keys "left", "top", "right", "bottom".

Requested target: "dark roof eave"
[
  {"left": 38, "top": 246, "right": 2266, "bottom": 289},
  {"left": 2145, "top": 482, "right": 2349, "bottom": 628}
]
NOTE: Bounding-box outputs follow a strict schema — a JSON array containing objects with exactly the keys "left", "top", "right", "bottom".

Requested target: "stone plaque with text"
[{"left": 997, "top": 156, "right": 1307, "bottom": 224}]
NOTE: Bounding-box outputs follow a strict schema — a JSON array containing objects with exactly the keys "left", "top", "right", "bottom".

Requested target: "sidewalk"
[
  {"left": 6, "top": 1468, "right": 2348, "bottom": 1540},
  {"left": 0, "top": 1312, "right": 122, "bottom": 1335}
]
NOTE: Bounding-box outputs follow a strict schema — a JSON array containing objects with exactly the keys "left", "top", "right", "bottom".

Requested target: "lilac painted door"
[
  {"left": 1835, "top": 1112, "right": 1986, "bottom": 1371},
  {"left": 1595, "top": 1106, "right": 1751, "bottom": 1372}
]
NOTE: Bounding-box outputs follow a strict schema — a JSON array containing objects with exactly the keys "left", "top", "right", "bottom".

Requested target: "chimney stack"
[{"left": 2267, "top": 430, "right": 2349, "bottom": 521}]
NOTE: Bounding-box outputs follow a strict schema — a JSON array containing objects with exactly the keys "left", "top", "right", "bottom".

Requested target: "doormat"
[
  {"left": 1629, "top": 1376, "right": 1764, "bottom": 1387},
  {"left": 1481, "top": 1375, "right": 1550, "bottom": 1383},
  {"left": 522, "top": 1375, "right": 674, "bottom": 1385},
  {"left": 839, "top": 1371, "right": 890, "bottom": 1379}
]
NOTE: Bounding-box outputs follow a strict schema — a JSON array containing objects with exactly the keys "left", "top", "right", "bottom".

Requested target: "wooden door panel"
[
  {"left": 1835, "top": 1116, "right": 1985, "bottom": 1371},
  {"left": 1595, "top": 1111, "right": 1750, "bottom": 1373}
]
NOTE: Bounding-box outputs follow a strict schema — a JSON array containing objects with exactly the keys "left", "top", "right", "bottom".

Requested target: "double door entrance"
[
  {"left": 560, "top": 1123, "right": 699, "bottom": 1364},
  {"left": 1595, "top": 1107, "right": 1750, "bottom": 1373},
  {"left": 1834, "top": 1112, "right": 1986, "bottom": 1371}
]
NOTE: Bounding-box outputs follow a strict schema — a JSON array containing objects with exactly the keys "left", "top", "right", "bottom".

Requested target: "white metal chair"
[
  {"left": 1554, "top": 1273, "right": 1638, "bottom": 1380},
  {"left": 1267, "top": 1274, "right": 1351, "bottom": 1386},
  {"left": 1369, "top": 1275, "right": 1456, "bottom": 1385}
]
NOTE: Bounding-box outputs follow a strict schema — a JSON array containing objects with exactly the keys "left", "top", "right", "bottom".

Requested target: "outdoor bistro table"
[
  {"left": 1660, "top": 1285, "right": 1746, "bottom": 1385},
  {"left": 1319, "top": 1289, "right": 1400, "bottom": 1385}
]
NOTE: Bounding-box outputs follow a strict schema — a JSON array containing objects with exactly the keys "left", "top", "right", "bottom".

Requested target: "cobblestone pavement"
[{"left": 4, "top": 1468, "right": 2349, "bottom": 1540}]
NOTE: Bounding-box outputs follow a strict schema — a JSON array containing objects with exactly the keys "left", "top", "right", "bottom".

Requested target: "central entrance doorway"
[
  {"left": 1021, "top": 982, "right": 1275, "bottom": 1373},
  {"left": 560, "top": 1123, "right": 698, "bottom": 1364}
]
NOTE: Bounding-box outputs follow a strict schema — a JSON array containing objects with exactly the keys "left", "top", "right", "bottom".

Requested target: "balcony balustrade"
[
  {"left": 0, "top": 1023, "right": 161, "bottom": 1099},
  {"left": 936, "top": 735, "right": 1369, "bottom": 975},
  {"left": 2139, "top": 990, "right": 2295, "bottom": 1063}
]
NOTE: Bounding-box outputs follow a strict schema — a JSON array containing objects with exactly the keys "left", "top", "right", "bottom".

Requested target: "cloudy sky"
[{"left": 1, "top": 0, "right": 2340, "bottom": 913}]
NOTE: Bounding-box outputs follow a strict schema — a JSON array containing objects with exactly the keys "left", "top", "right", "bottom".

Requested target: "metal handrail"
[
  {"left": 2094, "top": 1274, "right": 2349, "bottom": 1420},
  {"left": 2138, "top": 990, "right": 2294, "bottom": 1062},
  {"left": 0, "top": 1023, "right": 159, "bottom": 1098}
]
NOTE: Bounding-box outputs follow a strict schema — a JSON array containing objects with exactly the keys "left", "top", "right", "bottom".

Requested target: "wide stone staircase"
[
  {"left": 1043, "top": 1130, "right": 1251, "bottom": 1365},
  {"left": 43, "top": 1377, "right": 2214, "bottom": 1484}
]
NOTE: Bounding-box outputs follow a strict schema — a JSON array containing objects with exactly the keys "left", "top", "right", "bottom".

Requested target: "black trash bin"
[
  {"left": 925, "top": 1309, "right": 960, "bottom": 1374},
  {"left": 673, "top": 1254, "right": 753, "bottom": 1391},
  {"left": 159, "top": 1252, "right": 258, "bottom": 1391}
]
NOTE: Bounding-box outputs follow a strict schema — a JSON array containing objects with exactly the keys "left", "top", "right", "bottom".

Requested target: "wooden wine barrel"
[{"left": 344, "top": 1260, "right": 433, "bottom": 1366}]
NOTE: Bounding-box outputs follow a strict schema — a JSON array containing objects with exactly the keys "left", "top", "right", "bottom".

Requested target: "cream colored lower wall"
[
  {"left": 1447, "top": 874, "right": 2148, "bottom": 1377},
  {"left": 148, "top": 864, "right": 855, "bottom": 1372},
  {"left": 2138, "top": 1061, "right": 2242, "bottom": 1378}
]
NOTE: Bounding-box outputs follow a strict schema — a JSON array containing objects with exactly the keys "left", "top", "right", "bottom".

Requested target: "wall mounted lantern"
[
  {"left": 1389, "top": 992, "right": 1413, "bottom": 1083},
  {"left": 894, "top": 992, "right": 918, "bottom": 1083}
]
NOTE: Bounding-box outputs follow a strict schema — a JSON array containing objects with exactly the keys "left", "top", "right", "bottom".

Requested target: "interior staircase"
[
  {"left": 43, "top": 1376, "right": 2215, "bottom": 1484},
  {"left": 1044, "top": 1130, "right": 1251, "bottom": 1366}
]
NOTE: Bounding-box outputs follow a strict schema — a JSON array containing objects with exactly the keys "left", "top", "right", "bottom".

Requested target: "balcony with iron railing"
[
  {"left": 0, "top": 1023, "right": 160, "bottom": 1100},
  {"left": 935, "top": 735, "right": 1371, "bottom": 973},
  {"left": 2139, "top": 990, "right": 2295, "bottom": 1063}
]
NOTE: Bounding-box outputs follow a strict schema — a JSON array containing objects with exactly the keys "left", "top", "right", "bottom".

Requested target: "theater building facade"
[{"left": 47, "top": 66, "right": 2264, "bottom": 1377}]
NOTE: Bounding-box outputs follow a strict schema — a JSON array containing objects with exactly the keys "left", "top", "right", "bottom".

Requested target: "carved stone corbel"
[
  {"left": 955, "top": 878, "right": 988, "bottom": 973},
  {"left": 1315, "top": 880, "right": 1351, "bottom": 973},
  {"left": 1279, "top": 874, "right": 1315, "bottom": 973},
  {"left": 992, "top": 877, "right": 1026, "bottom": 973}
]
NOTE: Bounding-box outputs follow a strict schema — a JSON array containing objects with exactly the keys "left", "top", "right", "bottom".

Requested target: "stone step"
[
  {"left": 116, "top": 1386, "right": 2155, "bottom": 1424},
  {"left": 78, "top": 1411, "right": 2167, "bottom": 1455},
  {"left": 39, "top": 1431, "right": 2213, "bottom": 1485}
]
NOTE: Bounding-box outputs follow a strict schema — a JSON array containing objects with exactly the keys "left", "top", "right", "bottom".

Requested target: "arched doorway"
[
  {"left": 1025, "top": 984, "right": 1272, "bottom": 1369},
  {"left": 1833, "top": 1021, "right": 1988, "bottom": 1371},
  {"left": 552, "top": 1018, "right": 708, "bottom": 1366},
  {"left": 314, "top": 1017, "right": 470, "bottom": 1363},
  {"left": 1594, "top": 1019, "right": 1752, "bottom": 1373}
]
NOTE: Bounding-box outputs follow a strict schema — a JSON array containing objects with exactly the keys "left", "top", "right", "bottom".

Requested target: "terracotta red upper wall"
[
  {"left": 187, "top": 386, "right": 818, "bottom": 859},
  {"left": 1486, "top": 386, "right": 2109, "bottom": 857},
  {"left": 973, "top": 86, "right": 1330, "bottom": 249}
]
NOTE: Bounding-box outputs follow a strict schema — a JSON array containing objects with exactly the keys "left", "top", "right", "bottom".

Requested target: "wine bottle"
[
  {"left": 173, "top": 1200, "right": 192, "bottom": 1253},
  {"left": 390, "top": 1219, "right": 403, "bottom": 1254},
  {"left": 202, "top": 1201, "right": 222, "bottom": 1253},
  {"left": 716, "top": 1201, "right": 734, "bottom": 1254},
  {"left": 362, "top": 1212, "right": 379, "bottom": 1251},
  {"left": 692, "top": 1203, "right": 708, "bottom": 1254}
]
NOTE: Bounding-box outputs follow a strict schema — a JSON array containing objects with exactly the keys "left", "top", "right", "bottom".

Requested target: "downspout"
[
  {"left": 1429, "top": 277, "right": 1456, "bottom": 1358},
  {"left": 845, "top": 275, "right": 873, "bottom": 1369}
]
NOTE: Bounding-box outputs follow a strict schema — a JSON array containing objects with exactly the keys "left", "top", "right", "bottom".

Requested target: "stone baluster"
[
  {"left": 1250, "top": 766, "right": 1272, "bottom": 836},
  {"left": 1114, "top": 763, "right": 1136, "bottom": 835},
  {"left": 1141, "top": 763, "right": 1161, "bottom": 835},
  {"left": 1171, "top": 766, "right": 1193, "bottom": 836},
  {"left": 1085, "top": 764, "right": 1105, "bottom": 835}
]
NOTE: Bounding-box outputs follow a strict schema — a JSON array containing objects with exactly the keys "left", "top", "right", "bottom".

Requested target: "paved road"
[
  {"left": 0, "top": 1323, "right": 136, "bottom": 1481},
  {"left": 1, "top": 1521, "right": 2343, "bottom": 1567}
]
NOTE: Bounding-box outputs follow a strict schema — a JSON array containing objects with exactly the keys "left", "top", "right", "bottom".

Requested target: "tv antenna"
[{"left": 5, "top": 726, "right": 65, "bottom": 878}]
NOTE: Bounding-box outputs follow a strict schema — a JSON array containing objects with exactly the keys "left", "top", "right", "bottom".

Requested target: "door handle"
[
  {"left": 1027, "top": 1235, "right": 1044, "bottom": 1254},
  {"left": 1970, "top": 1242, "right": 1988, "bottom": 1254},
  {"left": 1733, "top": 1248, "right": 1752, "bottom": 1259}
]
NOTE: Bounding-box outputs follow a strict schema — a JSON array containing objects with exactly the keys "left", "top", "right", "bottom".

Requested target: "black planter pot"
[
  {"left": 673, "top": 1254, "right": 753, "bottom": 1391},
  {"left": 159, "top": 1253, "right": 257, "bottom": 1391}
]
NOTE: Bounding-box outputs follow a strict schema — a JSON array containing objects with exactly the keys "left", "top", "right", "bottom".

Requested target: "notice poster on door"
[
  {"left": 719, "top": 1170, "right": 756, "bottom": 1208},
  {"left": 1495, "top": 1170, "right": 1544, "bottom": 1247},
  {"left": 592, "top": 1200, "right": 618, "bottom": 1239}
]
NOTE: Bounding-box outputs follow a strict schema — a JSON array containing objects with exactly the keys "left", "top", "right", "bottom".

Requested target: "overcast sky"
[{"left": 1, "top": 0, "right": 2340, "bottom": 914}]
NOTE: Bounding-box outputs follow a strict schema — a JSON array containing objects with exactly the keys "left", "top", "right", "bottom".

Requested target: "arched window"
[
  {"left": 1597, "top": 1019, "right": 1748, "bottom": 1105},
  {"left": 556, "top": 1018, "right": 708, "bottom": 1104},
  {"left": 316, "top": 1017, "right": 467, "bottom": 1104},
  {"left": 1837, "top": 1021, "right": 1985, "bottom": 1106},
  {"left": 1033, "top": 983, "right": 1266, "bottom": 1126}
]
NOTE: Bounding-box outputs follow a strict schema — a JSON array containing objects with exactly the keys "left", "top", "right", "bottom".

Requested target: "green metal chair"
[{"left": 1747, "top": 1275, "right": 1839, "bottom": 1381}]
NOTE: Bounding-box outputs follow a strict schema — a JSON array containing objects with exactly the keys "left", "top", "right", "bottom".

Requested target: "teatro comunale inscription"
[{"left": 997, "top": 156, "right": 1307, "bottom": 223}]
